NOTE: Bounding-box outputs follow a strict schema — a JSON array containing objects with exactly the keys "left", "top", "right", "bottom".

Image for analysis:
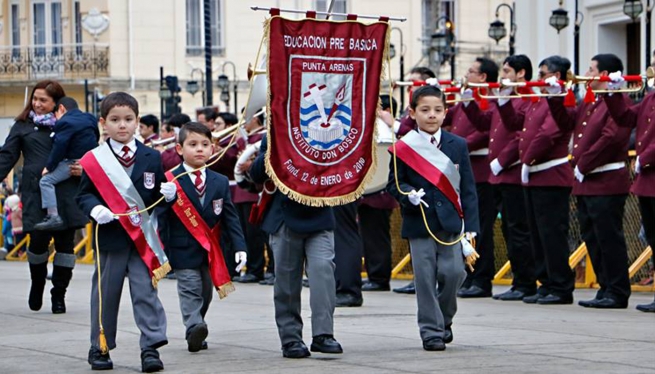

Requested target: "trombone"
[{"left": 570, "top": 67, "right": 655, "bottom": 93}]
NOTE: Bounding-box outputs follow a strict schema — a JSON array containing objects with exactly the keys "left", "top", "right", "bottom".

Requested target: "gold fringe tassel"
[
  {"left": 217, "top": 281, "right": 236, "bottom": 299},
  {"left": 98, "top": 329, "right": 109, "bottom": 354},
  {"left": 151, "top": 261, "right": 172, "bottom": 289}
]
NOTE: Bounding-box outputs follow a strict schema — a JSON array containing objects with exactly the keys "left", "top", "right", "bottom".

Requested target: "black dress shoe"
[
  {"left": 593, "top": 298, "right": 628, "bottom": 309},
  {"left": 282, "top": 341, "right": 310, "bottom": 358},
  {"left": 362, "top": 281, "right": 390, "bottom": 292},
  {"left": 578, "top": 298, "right": 601, "bottom": 308},
  {"left": 457, "top": 285, "right": 492, "bottom": 298},
  {"left": 636, "top": 301, "right": 655, "bottom": 313},
  {"left": 336, "top": 293, "right": 363, "bottom": 307},
  {"left": 493, "top": 289, "right": 533, "bottom": 301},
  {"left": 259, "top": 276, "right": 275, "bottom": 285},
  {"left": 187, "top": 323, "right": 209, "bottom": 352},
  {"left": 522, "top": 293, "right": 542, "bottom": 304},
  {"left": 444, "top": 325, "right": 453, "bottom": 344},
  {"left": 236, "top": 273, "right": 261, "bottom": 283},
  {"left": 88, "top": 347, "right": 113, "bottom": 370},
  {"left": 141, "top": 348, "right": 164, "bottom": 373},
  {"left": 536, "top": 294, "right": 573, "bottom": 305},
  {"left": 34, "top": 215, "right": 64, "bottom": 231},
  {"left": 51, "top": 295, "right": 66, "bottom": 314},
  {"left": 201, "top": 341, "right": 208, "bottom": 350},
  {"left": 310, "top": 335, "right": 343, "bottom": 354},
  {"left": 393, "top": 282, "right": 415, "bottom": 294},
  {"left": 422, "top": 337, "right": 446, "bottom": 351}
]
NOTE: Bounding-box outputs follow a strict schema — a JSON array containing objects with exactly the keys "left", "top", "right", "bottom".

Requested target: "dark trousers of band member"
[
  {"left": 334, "top": 202, "right": 363, "bottom": 299},
  {"left": 497, "top": 184, "right": 537, "bottom": 293},
  {"left": 236, "top": 202, "right": 269, "bottom": 279},
  {"left": 524, "top": 186, "right": 575, "bottom": 298},
  {"left": 638, "top": 196, "right": 655, "bottom": 252},
  {"left": 577, "top": 195, "right": 631, "bottom": 303},
  {"left": 358, "top": 205, "right": 392, "bottom": 287},
  {"left": 464, "top": 182, "right": 498, "bottom": 292}
]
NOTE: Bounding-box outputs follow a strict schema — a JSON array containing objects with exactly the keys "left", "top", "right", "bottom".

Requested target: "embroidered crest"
[
  {"left": 144, "top": 172, "right": 155, "bottom": 189},
  {"left": 213, "top": 199, "right": 223, "bottom": 215},
  {"left": 127, "top": 206, "right": 142, "bottom": 227}
]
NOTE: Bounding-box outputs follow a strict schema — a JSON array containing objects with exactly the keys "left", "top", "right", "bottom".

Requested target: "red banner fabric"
[{"left": 266, "top": 16, "right": 389, "bottom": 206}]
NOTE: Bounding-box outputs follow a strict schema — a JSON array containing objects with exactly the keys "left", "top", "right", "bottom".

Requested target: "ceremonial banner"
[{"left": 266, "top": 15, "right": 389, "bottom": 206}]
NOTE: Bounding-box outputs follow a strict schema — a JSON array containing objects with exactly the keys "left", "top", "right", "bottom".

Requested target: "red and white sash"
[
  {"left": 80, "top": 143, "right": 171, "bottom": 286},
  {"left": 166, "top": 171, "right": 235, "bottom": 299},
  {"left": 390, "top": 131, "right": 464, "bottom": 218}
]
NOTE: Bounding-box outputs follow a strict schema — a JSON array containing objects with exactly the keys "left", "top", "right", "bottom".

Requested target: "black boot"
[
  {"left": 51, "top": 265, "right": 73, "bottom": 314},
  {"left": 28, "top": 262, "right": 48, "bottom": 311}
]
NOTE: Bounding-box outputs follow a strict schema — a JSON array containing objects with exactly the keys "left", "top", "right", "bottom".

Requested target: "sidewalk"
[{"left": 0, "top": 261, "right": 653, "bottom": 374}]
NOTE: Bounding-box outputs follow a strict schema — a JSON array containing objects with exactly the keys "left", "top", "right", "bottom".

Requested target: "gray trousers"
[
  {"left": 269, "top": 224, "right": 336, "bottom": 346},
  {"left": 39, "top": 160, "right": 73, "bottom": 209},
  {"left": 175, "top": 267, "right": 213, "bottom": 336},
  {"left": 90, "top": 247, "right": 168, "bottom": 350},
  {"left": 409, "top": 236, "right": 466, "bottom": 341}
]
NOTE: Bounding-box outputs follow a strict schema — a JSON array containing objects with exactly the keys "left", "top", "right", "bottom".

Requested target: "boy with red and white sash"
[
  {"left": 157, "top": 122, "right": 247, "bottom": 353},
  {"left": 387, "top": 85, "right": 480, "bottom": 352},
  {"left": 76, "top": 92, "right": 170, "bottom": 373}
]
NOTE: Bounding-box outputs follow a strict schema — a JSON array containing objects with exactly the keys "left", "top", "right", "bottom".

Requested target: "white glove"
[
  {"left": 235, "top": 251, "right": 248, "bottom": 272},
  {"left": 635, "top": 156, "right": 641, "bottom": 174},
  {"left": 521, "top": 164, "right": 530, "bottom": 184},
  {"left": 498, "top": 85, "right": 514, "bottom": 107},
  {"left": 408, "top": 188, "right": 428, "bottom": 207},
  {"left": 90, "top": 205, "right": 116, "bottom": 225},
  {"left": 574, "top": 166, "right": 585, "bottom": 183},
  {"left": 490, "top": 158, "right": 503, "bottom": 176},
  {"left": 461, "top": 237, "right": 476, "bottom": 257},
  {"left": 608, "top": 71, "right": 624, "bottom": 90},
  {"left": 425, "top": 78, "right": 441, "bottom": 88},
  {"left": 461, "top": 88, "right": 473, "bottom": 107},
  {"left": 544, "top": 76, "right": 561, "bottom": 95},
  {"left": 160, "top": 182, "right": 177, "bottom": 202},
  {"left": 234, "top": 143, "right": 260, "bottom": 183},
  {"left": 465, "top": 232, "right": 477, "bottom": 241}
]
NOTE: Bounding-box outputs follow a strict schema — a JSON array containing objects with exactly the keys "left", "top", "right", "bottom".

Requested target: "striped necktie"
[
  {"left": 431, "top": 136, "right": 440, "bottom": 149},
  {"left": 194, "top": 170, "right": 205, "bottom": 196},
  {"left": 118, "top": 145, "right": 135, "bottom": 168}
]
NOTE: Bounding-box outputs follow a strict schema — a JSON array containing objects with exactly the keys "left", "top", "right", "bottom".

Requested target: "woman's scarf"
[{"left": 29, "top": 110, "right": 56, "bottom": 128}]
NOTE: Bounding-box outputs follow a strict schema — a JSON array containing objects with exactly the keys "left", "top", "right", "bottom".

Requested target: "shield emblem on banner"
[
  {"left": 127, "top": 206, "right": 142, "bottom": 227},
  {"left": 213, "top": 199, "right": 223, "bottom": 215},
  {"left": 144, "top": 172, "right": 155, "bottom": 189}
]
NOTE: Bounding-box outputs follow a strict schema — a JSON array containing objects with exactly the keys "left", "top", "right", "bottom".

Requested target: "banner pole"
[{"left": 250, "top": 6, "right": 406, "bottom": 22}]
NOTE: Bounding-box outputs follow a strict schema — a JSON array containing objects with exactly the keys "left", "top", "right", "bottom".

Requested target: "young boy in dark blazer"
[
  {"left": 388, "top": 85, "right": 479, "bottom": 351},
  {"left": 157, "top": 122, "right": 247, "bottom": 353},
  {"left": 76, "top": 92, "right": 170, "bottom": 373}
]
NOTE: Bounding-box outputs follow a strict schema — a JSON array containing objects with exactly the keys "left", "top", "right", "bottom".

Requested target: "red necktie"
[
  {"left": 194, "top": 170, "right": 205, "bottom": 196},
  {"left": 118, "top": 145, "right": 135, "bottom": 167},
  {"left": 431, "top": 136, "right": 440, "bottom": 149}
]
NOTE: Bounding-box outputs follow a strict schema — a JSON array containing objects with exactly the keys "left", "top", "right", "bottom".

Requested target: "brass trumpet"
[{"left": 570, "top": 67, "right": 655, "bottom": 93}]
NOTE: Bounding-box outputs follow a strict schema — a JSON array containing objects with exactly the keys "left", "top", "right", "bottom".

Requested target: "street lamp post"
[
  {"left": 549, "top": 0, "right": 583, "bottom": 77},
  {"left": 488, "top": 2, "right": 515, "bottom": 56},
  {"left": 186, "top": 67, "right": 205, "bottom": 107},
  {"left": 621, "top": 0, "right": 651, "bottom": 68},
  {"left": 221, "top": 61, "right": 238, "bottom": 114},
  {"left": 432, "top": 16, "right": 455, "bottom": 80},
  {"left": 391, "top": 27, "right": 405, "bottom": 109}
]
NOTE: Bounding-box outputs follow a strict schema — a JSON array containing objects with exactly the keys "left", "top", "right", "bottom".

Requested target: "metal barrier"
[{"left": 3, "top": 223, "right": 94, "bottom": 264}]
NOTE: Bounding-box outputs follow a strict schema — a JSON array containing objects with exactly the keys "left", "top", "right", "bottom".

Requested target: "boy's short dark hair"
[
  {"left": 476, "top": 57, "right": 500, "bottom": 83},
  {"left": 591, "top": 53, "right": 624, "bottom": 75},
  {"left": 167, "top": 113, "right": 191, "bottom": 128},
  {"left": 217, "top": 112, "right": 239, "bottom": 126},
  {"left": 504, "top": 54, "right": 533, "bottom": 81},
  {"left": 410, "top": 85, "right": 445, "bottom": 109},
  {"left": 140, "top": 114, "right": 159, "bottom": 133},
  {"left": 100, "top": 92, "right": 139, "bottom": 119},
  {"left": 57, "top": 97, "right": 79, "bottom": 111},
  {"left": 178, "top": 122, "right": 212, "bottom": 145},
  {"left": 200, "top": 108, "right": 216, "bottom": 121},
  {"left": 410, "top": 67, "right": 436, "bottom": 80},
  {"left": 380, "top": 94, "right": 398, "bottom": 117}
]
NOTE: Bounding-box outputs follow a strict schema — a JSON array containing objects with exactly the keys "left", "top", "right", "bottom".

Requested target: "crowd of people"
[{"left": 0, "top": 48, "right": 654, "bottom": 371}]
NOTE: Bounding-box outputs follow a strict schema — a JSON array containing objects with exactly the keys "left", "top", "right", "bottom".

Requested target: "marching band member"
[
  {"left": 447, "top": 57, "right": 499, "bottom": 299},
  {"left": 139, "top": 114, "right": 160, "bottom": 147},
  {"left": 461, "top": 55, "right": 537, "bottom": 301},
  {"left": 497, "top": 56, "right": 576, "bottom": 305},
  {"left": 161, "top": 113, "right": 191, "bottom": 171},
  {"left": 605, "top": 67, "right": 655, "bottom": 313},
  {"left": 546, "top": 54, "right": 632, "bottom": 309},
  {"left": 388, "top": 85, "right": 479, "bottom": 351}
]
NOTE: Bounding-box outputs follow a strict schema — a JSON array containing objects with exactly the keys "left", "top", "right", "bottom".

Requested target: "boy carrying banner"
[
  {"left": 76, "top": 92, "right": 170, "bottom": 372},
  {"left": 157, "top": 122, "right": 247, "bottom": 353},
  {"left": 387, "top": 85, "right": 480, "bottom": 351}
]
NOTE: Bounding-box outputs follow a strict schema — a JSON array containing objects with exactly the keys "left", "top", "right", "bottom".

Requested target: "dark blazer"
[
  {"left": 548, "top": 95, "right": 631, "bottom": 196},
  {"left": 0, "top": 119, "right": 88, "bottom": 231},
  {"left": 605, "top": 92, "right": 655, "bottom": 197},
  {"left": 46, "top": 108, "right": 99, "bottom": 172},
  {"left": 499, "top": 98, "right": 573, "bottom": 187},
  {"left": 463, "top": 98, "right": 531, "bottom": 185},
  {"left": 387, "top": 130, "right": 480, "bottom": 238},
  {"left": 249, "top": 134, "right": 335, "bottom": 235},
  {"left": 76, "top": 140, "right": 166, "bottom": 251},
  {"left": 157, "top": 165, "right": 246, "bottom": 270},
  {"left": 444, "top": 103, "right": 491, "bottom": 183}
]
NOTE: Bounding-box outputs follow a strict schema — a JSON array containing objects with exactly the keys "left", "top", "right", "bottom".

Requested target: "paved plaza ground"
[{"left": 0, "top": 261, "right": 653, "bottom": 373}]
